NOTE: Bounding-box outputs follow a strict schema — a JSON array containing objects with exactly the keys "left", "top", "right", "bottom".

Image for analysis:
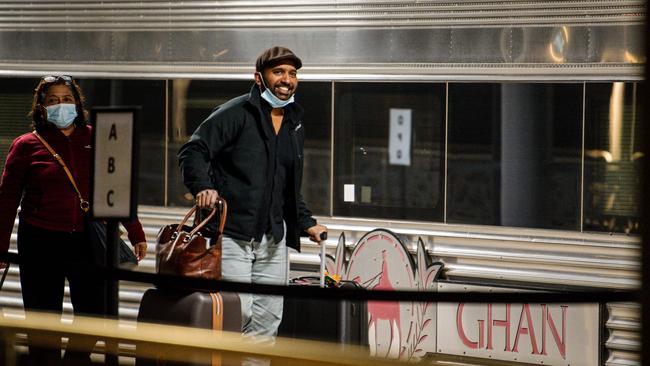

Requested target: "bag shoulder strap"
[{"left": 32, "top": 131, "right": 89, "bottom": 212}]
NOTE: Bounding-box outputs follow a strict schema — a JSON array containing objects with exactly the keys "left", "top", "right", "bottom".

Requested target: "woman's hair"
[{"left": 29, "top": 75, "right": 88, "bottom": 130}]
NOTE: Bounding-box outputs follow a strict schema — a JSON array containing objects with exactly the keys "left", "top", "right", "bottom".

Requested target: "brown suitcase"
[{"left": 136, "top": 289, "right": 241, "bottom": 366}]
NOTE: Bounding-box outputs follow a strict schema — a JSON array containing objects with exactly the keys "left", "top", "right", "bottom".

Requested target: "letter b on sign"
[{"left": 108, "top": 157, "right": 115, "bottom": 173}]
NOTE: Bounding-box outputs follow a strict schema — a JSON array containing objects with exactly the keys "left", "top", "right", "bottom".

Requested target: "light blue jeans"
[{"left": 221, "top": 228, "right": 288, "bottom": 338}]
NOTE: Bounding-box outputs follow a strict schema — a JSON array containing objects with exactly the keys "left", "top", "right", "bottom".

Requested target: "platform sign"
[
  {"left": 437, "top": 283, "right": 600, "bottom": 366},
  {"left": 389, "top": 108, "right": 411, "bottom": 166},
  {"left": 90, "top": 108, "right": 139, "bottom": 220}
]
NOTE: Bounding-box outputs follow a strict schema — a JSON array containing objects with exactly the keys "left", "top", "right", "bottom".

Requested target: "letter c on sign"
[{"left": 107, "top": 190, "right": 114, "bottom": 207}]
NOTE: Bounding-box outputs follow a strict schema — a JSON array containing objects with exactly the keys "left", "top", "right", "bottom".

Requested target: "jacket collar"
[
  {"left": 245, "top": 84, "right": 304, "bottom": 127},
  {"left": 37, "top": 123, "right": 86, "bottom": 142}
]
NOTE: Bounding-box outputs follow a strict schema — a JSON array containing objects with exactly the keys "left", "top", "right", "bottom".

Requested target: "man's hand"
[
  {"left": 306, "top": 224, "right": 328, "bottom": 244},
  {"left": 195, "top": 189, "right": 219, "bottom": 209},
  {"left": 133, "top": 242, "right": 148, "bottom": 261}
]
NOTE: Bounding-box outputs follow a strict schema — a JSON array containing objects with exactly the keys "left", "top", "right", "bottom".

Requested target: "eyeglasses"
[
  {"left": 41, "top": 75, "right": 73, "bottom": 83},
  {"left": 37, "top": 75, "right": 79, "bottom": 104}
]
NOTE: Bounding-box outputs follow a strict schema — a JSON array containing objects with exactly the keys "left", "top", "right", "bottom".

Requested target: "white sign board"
[
  {"left": 437, "top": 283, "right": 600, "bottom": 366},
  {"left": 92, "top": 110, "right": 136, "bottom": 219},
  {"left": 389, "top": 108, "right": 412, "bottom": 166},
  {"left": 344, "top": 184, "right": 355, "bottom": 202}
]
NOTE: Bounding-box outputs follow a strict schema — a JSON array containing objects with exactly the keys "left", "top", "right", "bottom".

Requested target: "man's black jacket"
[{"left": 178, "top": 85, "right": 316, "bottom": 251}]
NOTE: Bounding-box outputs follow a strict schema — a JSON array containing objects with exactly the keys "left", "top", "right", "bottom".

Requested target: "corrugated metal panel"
[
  {"left": 0, "top": 1, "right": 643, "bottom": 29},
  {"left": 0, "top": 205, "right": 640, "bottom": 310},
  {"left": 0, "top": 1, "right": 644, "bottom": 80},
  {"left": 0, "top": 92, "right": 32, "bottom": 173},
  {"left": 606, "top": 302, "right": 641, "bottom": 366}
]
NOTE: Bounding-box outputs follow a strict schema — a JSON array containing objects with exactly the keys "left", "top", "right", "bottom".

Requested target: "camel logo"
[{"left": 325, "top": 229, "right": 443, "bottom": 360}]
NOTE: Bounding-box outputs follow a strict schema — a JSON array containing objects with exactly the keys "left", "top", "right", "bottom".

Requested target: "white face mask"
[
  {"left": 257, "top": 73, "right": 295, "bottom": 108},
  {"left": 46, "top": 103, "right": 77, "bottom": 129}
]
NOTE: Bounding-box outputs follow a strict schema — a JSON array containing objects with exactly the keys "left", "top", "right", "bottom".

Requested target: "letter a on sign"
[
  {"left": 109, "top": 123, "right": 117, "bottom": 140},
  {"left": 91, "top": 108, "right": 138, "bottom": 220}
]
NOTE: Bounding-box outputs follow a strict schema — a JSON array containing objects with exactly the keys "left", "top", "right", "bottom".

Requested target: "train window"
[
  {"left": 167, "top": 79, "right": 332, "bottom": 216},
  {"left": 0, "top": 78, "right": 33, "bottom": 173},
  {"left": 447, "top": 83, "right": 500, "bottom": 225},
  {"left": 584, "top": 82, "right": 642, "bottom": 234},
  {"left": 0, "top": 78, "right": 167, "bottom": 207},
  {"left": 447, "top": 83, "right": 582, "bottom": 230},
  {"left": 82, "top": 79, "right": 167, "bottom": 206},
  {"left": 333, "top": 82, "right": 445, "bottom": 221},
  {"left": 166, "top": 79, "right": 251, "bottom": 208},
  {"left": 296, "top": 82, "right": 332, "bottom": 216}
]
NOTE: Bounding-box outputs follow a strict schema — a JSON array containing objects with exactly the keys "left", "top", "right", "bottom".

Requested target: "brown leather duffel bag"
[{"left": 156, "top": 199, "right": 227, "bottom": 280}]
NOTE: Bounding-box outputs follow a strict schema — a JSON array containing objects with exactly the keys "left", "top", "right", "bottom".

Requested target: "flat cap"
[{"left": 255, "top": 46, "right": 302, "bottom": 71}]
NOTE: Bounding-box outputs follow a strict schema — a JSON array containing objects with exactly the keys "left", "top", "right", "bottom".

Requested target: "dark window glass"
[
  {"left": 168, "top": 80, "right": 332, "bottom": 216},
  {"left": 584, "top": 82, "right": 641, "bottom": 234},
  {"left": 333, "top": 82, "right": 445, "bottom": 221},
  {"left": 0, "top": 78, "right": 167, "bottom": 207},
  {"left": 447, "top": 84, "right": 501, "bottom": 225},
  {"left": 296, "top": 82, "right": 331, "bottom": 216},
  {"left": 83, "top": 79, "right": 166, "bottom": 206},
  {"left": 448, "top": 83, "right": 582, "bottom": 230},
  {"left": 0, "top": 78, "right": 33, "bottom": 172},
  {"left": 166, "top": 80, "right": 251, "bottom": 207}
]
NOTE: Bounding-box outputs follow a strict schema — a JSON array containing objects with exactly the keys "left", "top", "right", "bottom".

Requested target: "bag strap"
[
  {"left": 176, "top": 200, "right": 228, "bottom": 237},
  {"left": 32, "top": 131, "right": 90, "bottom": 213}
]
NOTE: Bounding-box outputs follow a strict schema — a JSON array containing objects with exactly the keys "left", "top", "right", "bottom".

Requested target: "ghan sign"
[{"left": 437, "top": 283, "right": 600, "bottom": 365}]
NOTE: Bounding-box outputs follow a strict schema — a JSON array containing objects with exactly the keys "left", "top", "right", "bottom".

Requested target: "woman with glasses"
[{"left": 0, "top": 75, "right": 148, "bottom": 366}]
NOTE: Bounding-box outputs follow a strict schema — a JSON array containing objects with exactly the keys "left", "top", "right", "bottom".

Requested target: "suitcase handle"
[{"left": 319, "top": 232, "right": 327, "bottom": 288}]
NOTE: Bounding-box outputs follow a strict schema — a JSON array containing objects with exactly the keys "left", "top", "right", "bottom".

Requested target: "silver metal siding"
[
  {"left": 0, "top": 1, "right": 644, "bottom": 29},
  {"left": 0, "top": 206, "right": 641, "bottom": 364},
  {"left": 0, "top": 1, "right": 644, "bottom": 80}
]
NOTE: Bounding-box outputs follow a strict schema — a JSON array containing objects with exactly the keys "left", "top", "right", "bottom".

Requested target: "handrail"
[{"left": 0, "top": 311, "right": 378, "bottom": 366}]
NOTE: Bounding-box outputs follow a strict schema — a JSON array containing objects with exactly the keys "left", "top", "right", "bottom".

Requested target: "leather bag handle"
[
  {"left": 164, "top": 200, "right": 227, "bottom": 261},
  {"left": 175, "top": 206, "right": 215, "bottom": 235},
  {"left": 175, "top": 198, "right": 228, "bottom": 237},
  {"left": 191, "top": 199, "right": 228, "bottom": 237},
  {"left": 163, "top": 205, "right": 216, "bottom": 262},
  {"left": 193, "top": 199, "right": 227, "bottom": 230}
]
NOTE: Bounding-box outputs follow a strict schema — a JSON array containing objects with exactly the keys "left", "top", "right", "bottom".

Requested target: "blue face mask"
[
  {"left": 258, "top": 73, "right": 295, "bottom": 108},
  {"left": 46, "top": 103, "right": 78, "bottom": 129}
]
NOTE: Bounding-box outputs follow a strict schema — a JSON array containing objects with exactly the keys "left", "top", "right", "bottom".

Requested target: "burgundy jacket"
[{"left": 0, "top": 124, "right": 145, "bottom": 252}]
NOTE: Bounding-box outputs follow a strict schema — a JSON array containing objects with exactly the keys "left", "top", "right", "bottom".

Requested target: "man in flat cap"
[{"left": 179, "top": 46, "right": 327, "bottom": 338}]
